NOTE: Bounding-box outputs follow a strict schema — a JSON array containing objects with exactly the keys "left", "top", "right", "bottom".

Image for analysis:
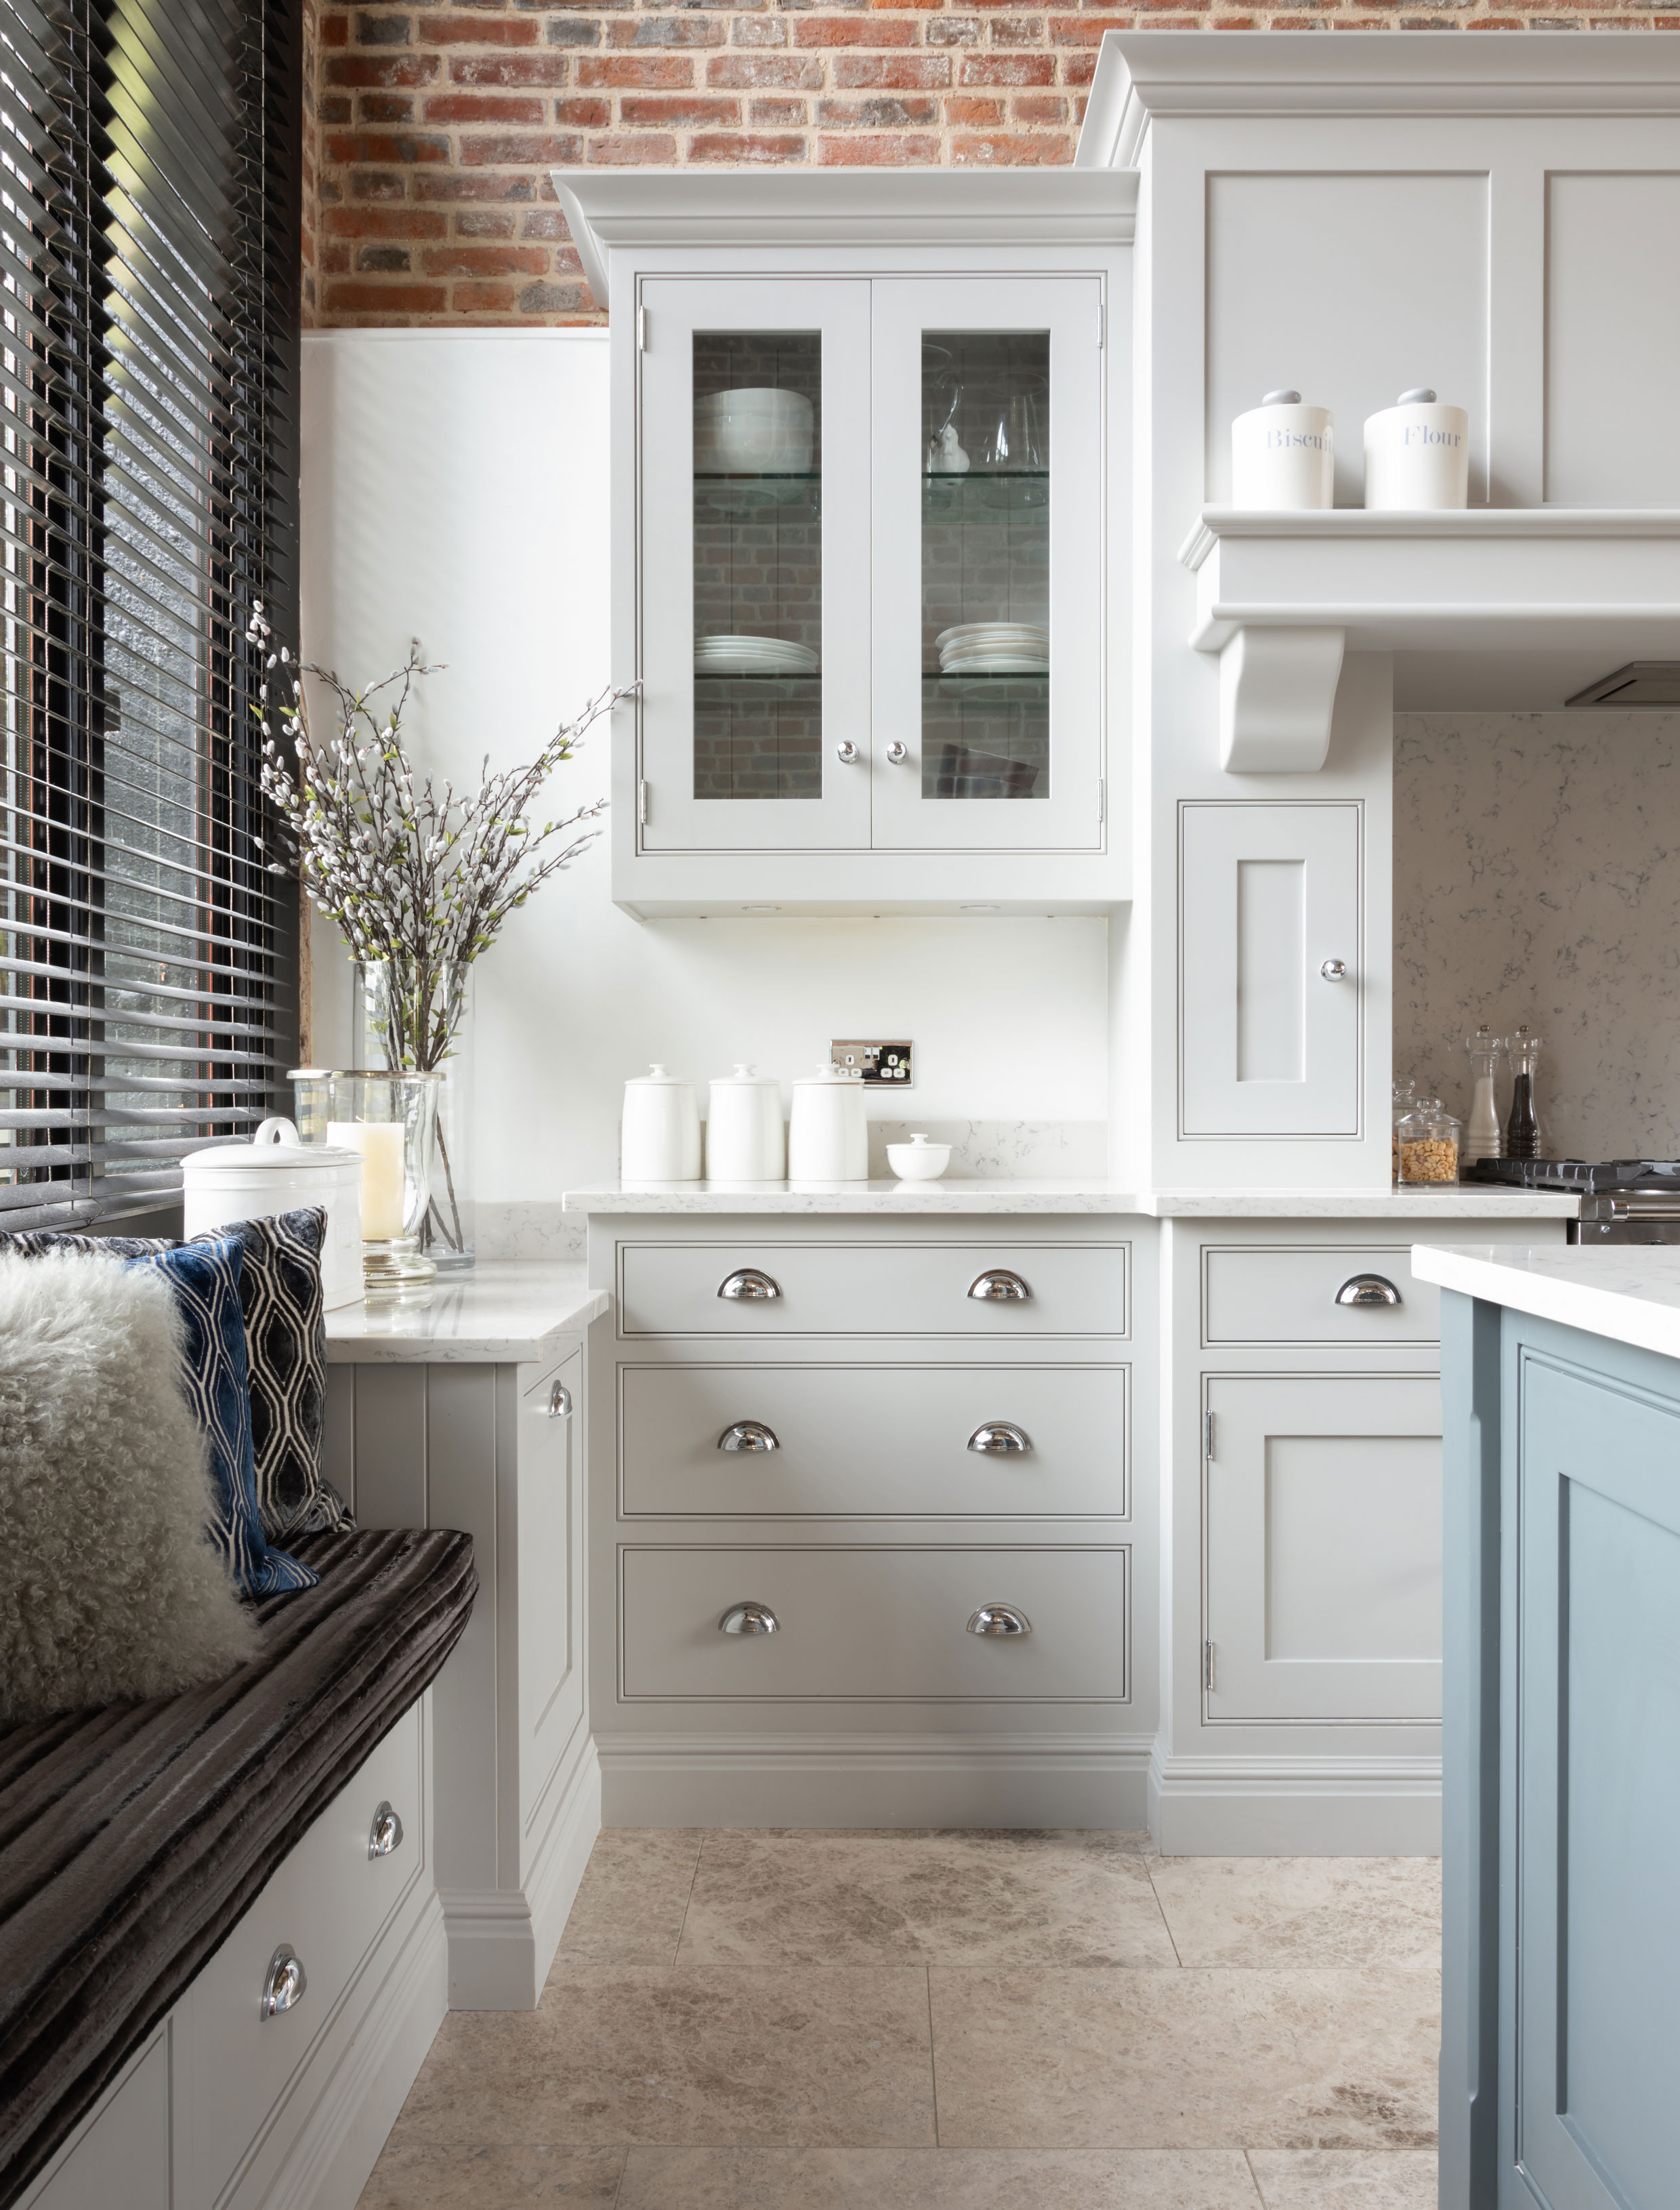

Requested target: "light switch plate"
[{"left": 831, "top": 1039, "right": 914, "bottom": 1087}]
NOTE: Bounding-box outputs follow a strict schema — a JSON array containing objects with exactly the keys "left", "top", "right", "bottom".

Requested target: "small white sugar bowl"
[
  {"left": 886, "top": 1133, "right": 951, "bottom": 1182},
  {"left": 182, "top": 1117, "right": 364, "bottom": 1310}
]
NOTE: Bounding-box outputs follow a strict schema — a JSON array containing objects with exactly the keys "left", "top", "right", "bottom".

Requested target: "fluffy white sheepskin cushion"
[{"left": 0, "top": 1247, "right": 259, "bottom": 1725}]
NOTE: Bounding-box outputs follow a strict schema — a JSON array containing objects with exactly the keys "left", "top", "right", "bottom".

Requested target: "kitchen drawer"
[
  {"left": 175, "top": 1703, "right": 424, "bottom": 2206},
  {"left": 1202, "top": 1244, "right": 1440, "bottom": 1348},
  {"left": 621, "top": 1362, "right": 1127, "bottom": 1517},
  {"left": 618, "top": 1241, "right": 1127, "bottom": 1339},
  {"left": 621, "top": 1545, "right": 1128, "bottom": 1701}
]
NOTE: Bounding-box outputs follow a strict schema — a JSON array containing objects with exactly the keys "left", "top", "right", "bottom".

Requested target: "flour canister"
[
  {"left": 1230, "top": 389, "right": 1335, "bottom": 509},
  {"left": 788, "top": 1062, "right": 868, "bottom": 1183},
  {"left": 706, "top": 1064, "right": 785, "bottom": 1182},
  {"left": 182, "top": 1117, "right": 364, "bottom": 1310},
  {"left": 1362, "top": 388, "right": 1469, "bottom": 510},
  {"left": 621, "top": 1064, "right": 702, "bottom": 1182}
]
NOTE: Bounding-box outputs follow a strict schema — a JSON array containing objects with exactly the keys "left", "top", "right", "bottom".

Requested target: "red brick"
[
  {"left": 1060, "top": 51, "right": 1098, "bottom": 83},
  {"left": 356, "top": 91, "right": 412, "bottom": 119},
  {"left": 583, "top": 130, "right": 678, "bottom": 161},
  {"left": 793, "top": 12, "right": 919, "bottom": 39},
  {"left": 989, "top": 15, "right": 1047, "bottom": 41},
  {"left": 730, "top": 16, "right": 789, "bottom": 44},
  {"left": 321, "top": 243, "right": 353, "bottom": 274},
  {"left": 952, "top": 128, "right": 1072, "bottom": 159},
  {"left": 621, "top": 91, "right": 742, "bottom": 121},
  {"left": 817, "top": 129, "right": 940, "bottom": 162},
  {"left": 327, "top": 280, "right": 448, "bottom": 311},
  {"left": 325, "top": 52, "right": 438, "bottom": 84},
  {"left": 449, "top": 54, "right": 571, "bottom": 83},
  {"left": 707, "top": 52, "right": 825, "bottom": 87},
  {"left": 459, "top": 129, "right": 591, "bottom": 161},
  {"left": 817, "top": 93, "right": 938, "bottom": 121},
  {"left": 927, "top": 14, "right": 982, "bottom": 39},
  {"left": 749, "top": 94, "right": 807, "bottom": 121},
  {"left": 553, "top": 96, "right": 611, "bottom": 123},
  {"left": 606, "top": 13, "right": 726, "bottom": 40},
  {"left": 688, "top": 130, "right": 810, "bottom": 160},
  {"left": 958, "top": 51, "right": 1057, "bottom": 81},
  {"left": 1465, "top": 15, "right": 1527, "bottom": 21},
  {"left": 945, "top": 91, "right": 1006, "bottom": 120},
  {"left": 517, "top": 278, "right": 593, "bottom": 312},
  {"left": 324, "top": 203, "right": 448, "bottom": 239},
  {"left": 324, "top": 129, "right": 450, "bottom": 161},
  {"left": 833, "top": 51, "right": 952, "bottom": 83},
  {"left": 423, "top": 91, "right": 546, "bottom": 119},
  {"left": 414, "top": 13, "right": 539, "bottom": 43},
  {"left": 415, "top": 169, "right": 541, "bottom": 196},
  {"left": 449, "top": 280, "right": 517, "bottom": 310},
  {"left": 517, "top": 208, "right": 570, "bottom": 236},
  {"left": 456, "top": 207, "right": 519, "bottom": 234},
  {"left": 1011, "top": 89, "right": 1067, "bottom": 117},
  {"left": 321, "top": 11, "right": 349, "bottom": 43},
  {"left": 320, "top": 93, "right": 353, "bottom": 121},
  {"left": 348, "top": 168, "right": 409, "bottom": 198},
  {"left": 1048, "top": 13, "right": 1133, "bottom": 41},
  {"left": 577, "top": 53, "right": 696, "bottom": 84},
  {"left": 422, "top": 242, "right": 549, "bottom": 273}
]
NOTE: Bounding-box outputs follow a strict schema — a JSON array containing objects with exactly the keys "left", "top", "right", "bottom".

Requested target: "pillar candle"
[{"left": 328, "top": 1120, "right": 406, "bottom": 1240}]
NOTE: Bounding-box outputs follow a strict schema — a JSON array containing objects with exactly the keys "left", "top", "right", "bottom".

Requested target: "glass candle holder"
[{"left": 327, "top": 1070, "right": 442, "bottom": 1295}]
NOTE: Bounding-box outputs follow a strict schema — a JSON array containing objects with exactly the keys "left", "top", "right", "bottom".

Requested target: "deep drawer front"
[
  {"left": 621, "top": 1545, "right": 1128, "bottom": 1701},
  {"left": 175, "top": 1705, "right": 423, "bottom": 2206},
  {"left": 618, "top": 1241, "right": 1127, "bottom": 1339},
  {"left": 621, "top": 1363, "right": 1128, "bottom": 1518},
  {"left": 1202, "top": 1244, "right": 1441, "bottom": 1347}
]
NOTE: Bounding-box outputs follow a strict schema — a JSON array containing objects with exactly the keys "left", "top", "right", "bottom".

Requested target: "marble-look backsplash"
[{"left": 1394, "top": 708, "right": 1680, "bottom": 1162}]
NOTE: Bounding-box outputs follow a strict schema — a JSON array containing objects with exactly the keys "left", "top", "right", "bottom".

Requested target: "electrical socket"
[{"left": 831, "top": 1039, "right": 914, "bottom": 1087}]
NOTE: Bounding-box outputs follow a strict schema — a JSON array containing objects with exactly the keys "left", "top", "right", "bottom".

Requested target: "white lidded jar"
[
  {"left": 621, "top": 1064, "right": 702, "bottom": 1183},
  {"left": 788, "top": 1062, "right": 868, "bottom": 1184},
  {"left": 706, "top": 1064, "right": 785, "bottom": 1182},
  {"left": 1230, "top": 389, "right": 1335, "bottom": 510},
  {"left": 182, "top": 1117, "right": 365, "bottom": 1310},
  {"left": 1363, "top": 388, "right": 1469, "bottom": 510}
]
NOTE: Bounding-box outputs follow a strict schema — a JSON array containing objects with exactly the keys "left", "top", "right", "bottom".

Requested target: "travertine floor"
[{"left": 360, "top": 1831, "right": 1440, "bottom": 2208}]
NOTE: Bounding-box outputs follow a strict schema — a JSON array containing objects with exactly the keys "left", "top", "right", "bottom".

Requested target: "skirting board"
[
  {"left": 440, "top": 1737, "right": 602, "bottom": 2009},
  {"left": 598, "top": 1732, "right": 1154, "bottom": 1831},
  {"left": 1151, "top": 1751, "right": 1442, "bottom": 1856}
]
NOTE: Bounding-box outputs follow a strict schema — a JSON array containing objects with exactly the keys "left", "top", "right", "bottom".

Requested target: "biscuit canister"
[
  {"left": 1363, "top": 388, "right": 1469, "bottom": 510},
  {"left": 1230, "top": 389, "right": 1335, "bottom": 509}
]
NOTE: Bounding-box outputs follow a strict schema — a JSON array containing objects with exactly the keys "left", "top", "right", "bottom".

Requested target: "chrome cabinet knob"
[
  {"left": 967, "top": 1269, "right": 1030, "bottom": 1303},
  {"left": 967, "top": 1602, "right": 1032, "bottom": 1638},
  {"left": 547, "top": 1381, "right": 572, "bottom": 1419},
  {"left": 261, "top": 1945, "right": 307, "bottom": 2020},
  {"left": 1335, "top": 1272, "right": 1402, "bottom": 1308},
  {"left": 718, "top": 1268, "right": 782, "bottom": 1302},
  {"left": 886, "top": 741, "right": 908, "bottom": 764},
  {"left": 719, "top": 1601, "right": 780, "bottom": 1635},
  {"left": 1320, "top": 959, "right": 1349, "bottom": 981},
  {"left": 719, "top": 1420, "right": 779, "bottom": 1453},
  {"left": 369, "top": 1800, "right": 404, "bottom": 1858},
  {"left": 835, "top": 740, "right": 859, "bottom": 764},
  {"left": 967, "top": 1421, "right": 1031, "bottom": 1455}
]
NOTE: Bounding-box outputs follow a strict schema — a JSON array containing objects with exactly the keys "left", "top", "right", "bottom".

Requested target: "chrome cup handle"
[
  {"left": 261, "top": 1945, "right": 307, "bottom": 2020},
  {"left": 967, "top": 1602, "right": 1032, "bottom": 1638},
  {"left": 967, "top": 1421, "right": 1031, "bottom": 1455},
  {"left": 369, "top": 1800, "right": 404, "bottom": 1858},
  {"left": 1335, "top": 1273, "right": 1402, "bottom": 1308},
  {"left": 719, "top": 1602, "right": 780, "bottom": 1635},
  {"left": 719, "top": 1421, "right": 780, "bottom": 1453},
  {"left": 968, "top": 1269, "right": 1030, "bottom": 1303},
  {"left": 718, "top": 1269, "right": 782, "bottom": 1302}
]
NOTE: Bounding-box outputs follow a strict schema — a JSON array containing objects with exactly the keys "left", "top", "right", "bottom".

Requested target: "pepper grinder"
[
  {"left": 1504, "top": 1026, "right": 1544, "bottom": 1161},
  {"left": 1463, "top": 1028, "right": 1504, "bottom": 1164}
]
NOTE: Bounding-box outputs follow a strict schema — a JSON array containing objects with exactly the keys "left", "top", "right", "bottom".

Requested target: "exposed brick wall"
[{"left": 306, "top": 6, "right": 1679, "bottom": 327}]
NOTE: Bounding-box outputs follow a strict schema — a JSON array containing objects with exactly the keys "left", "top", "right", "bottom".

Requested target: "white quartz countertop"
[
  {"left": 1413, "top": 1244, "right": 1680, "bottom": 1360},
  {"left": 324, "top": 1262, "right": 607, "bottom": 1364},
  {"left": 562, "top": 1180, "right": 1580, "bottom": 1219}
]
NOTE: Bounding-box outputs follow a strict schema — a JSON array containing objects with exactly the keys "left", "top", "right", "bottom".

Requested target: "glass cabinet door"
[
  {"left": 870, "top": 278, "right": 1105, "bottom": 852},
  {"left": 638, "top": 278, "right": 870, "bottom": 852}
]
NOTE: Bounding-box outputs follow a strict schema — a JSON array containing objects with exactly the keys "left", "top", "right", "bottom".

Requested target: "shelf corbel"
[{"left": 1213, "top": 623, "right": 1345, "bottom": 773}]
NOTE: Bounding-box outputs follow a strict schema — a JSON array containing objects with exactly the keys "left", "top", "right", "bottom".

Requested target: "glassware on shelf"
[
  {"left": 355, "top": 958, "right": 476, "bottom": 1274},
  {"left": 1398, "top": 1098, "right": 1462, "bottom": 1184},
  {"left": 1463, "top": 1028, "right": 1504, "bottom": 1165},
  {"left": 1504, "top": 1026, "right": 1544, "bottom": 1160},
  {"left": 287, "top": 1068, "right": 334, "bottom": 1145},
  {"left": 1391, "top": 1077, "right": 1416, "bottom": 1183},
  {"left": 327, "top": 1070, "right": 442, "bottom": 1295}
]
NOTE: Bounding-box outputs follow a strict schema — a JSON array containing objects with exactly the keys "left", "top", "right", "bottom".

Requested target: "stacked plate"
[
  {"left": 695, "top": 633, "right": 820, "bottom": 677},
  {"left": 936, "top": 621, "right": 1049, "bottom": 675},
  {"left": 695, "top": 387, "right": 815, "bottom": 475}
]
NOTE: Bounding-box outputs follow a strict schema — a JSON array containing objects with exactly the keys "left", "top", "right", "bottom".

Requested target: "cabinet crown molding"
[
  {"left": 549, "top": 169, "right": 1136, "bottom": 306},
  {"left": 1076, "top": 28, "right": 1680, "bottom": 171}
]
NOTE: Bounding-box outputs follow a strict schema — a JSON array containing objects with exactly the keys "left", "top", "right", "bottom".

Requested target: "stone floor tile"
[
  {"left": 553, "top": 1829, "right": 705, "bottom": 1967},
  {"left": 677, "top": 1829, "right": 1175, "bottom": 1969},
  {"left": 616, "top": 2146, "right": 1262, "bottom": 2208},
  {"left": 356, "top": 2142, "right": 625, "bottom": 2205},
  {"left": 394, "top": 1965, "right": 937, "bottom": 2147},
  {"left": 929, "top": 1967, "right": 1440, "bottom": 2150},
  {"left": 1248, "top": 2148, "right": 1439, "bottom": 2207},
  {"left": 1148, "top": 1857, "right": 1442, "bottom": 1970}
]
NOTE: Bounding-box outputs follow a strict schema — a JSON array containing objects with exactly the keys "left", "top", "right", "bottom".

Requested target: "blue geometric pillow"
[{"left": 129, "top": 1239, "right": 318, "bottom": 1599}]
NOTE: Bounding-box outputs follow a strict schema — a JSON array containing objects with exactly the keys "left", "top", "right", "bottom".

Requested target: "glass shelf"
[
  {"left": 694, "top": 671, "right": 822, "bottom": 682},
  {"left": 694, "top": 471, "right": 822, "bottom": 482},
  {"left": 923, "top": 669, "right": 1048, "bottom": 682},
  {"left": 921, "top": 470, "right": 1049, "bottom": 482}
]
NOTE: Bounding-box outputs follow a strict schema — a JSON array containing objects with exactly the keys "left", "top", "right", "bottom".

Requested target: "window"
[{"left": 0, "top": 0, "right": 301, "bottom": 1228}]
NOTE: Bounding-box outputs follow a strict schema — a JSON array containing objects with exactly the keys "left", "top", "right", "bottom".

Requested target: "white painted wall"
[{"left": 299, "top": 331, "right": 1108, "bottom": 1243}]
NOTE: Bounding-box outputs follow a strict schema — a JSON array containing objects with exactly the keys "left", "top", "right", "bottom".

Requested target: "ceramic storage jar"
[
  {"left": 1230, "top": 389, "right": 1335, "bottom": 509},
  {"left": 788, "top": 1062, "right": 868, "bottom": 1183},
  {"left": 706, "top": 1065, "right": 785, "bottom": 1182},
  {"left": 621, "top": 1064, "right": 702, "bottom": 1183},
  {"left": 183, "top": 1117, "right": 364, "bottom": 1309}
]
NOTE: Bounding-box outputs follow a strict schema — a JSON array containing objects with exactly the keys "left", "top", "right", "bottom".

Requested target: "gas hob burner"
[{"left": 1467, "top": 1159, "right": 1680, "bottom": 1197}]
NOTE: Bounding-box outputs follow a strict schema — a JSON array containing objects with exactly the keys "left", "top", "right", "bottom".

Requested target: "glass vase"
[
  {"left": 327, "top": 1070, "right": 442, "bottom": 1294},
  {"left": 355, "top": 957, "right": 476, "bottom": 1273}
]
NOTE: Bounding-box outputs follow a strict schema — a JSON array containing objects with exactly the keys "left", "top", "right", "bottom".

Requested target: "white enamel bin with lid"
[{"left": 182, "top": 1117, "right": 364, "bottom": 1309}]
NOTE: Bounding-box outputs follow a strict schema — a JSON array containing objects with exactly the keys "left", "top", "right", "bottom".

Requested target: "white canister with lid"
[
  {"left": 1363, "top": 388, "right": 1469, "bottom": 509},
  {"left": 182, "top": 1117, "right": 364, "bottom": 1310},
  {"left": 706, "top": 1065, "right": 785, "bottom": 1182},
  {"left": 621, "top": 1064, "right": 702, "bottom": 1183},
  {"left": 1230, "top": 389, "right": 1335, "bottom": 509},
  {"left": 788, "top": 1062, "right": 868, "bottom": 1184}
]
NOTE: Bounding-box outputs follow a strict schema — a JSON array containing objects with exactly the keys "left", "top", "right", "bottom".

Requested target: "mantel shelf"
[{"left": 1178, "top": 507, "right": 1680, "bottom": 771}]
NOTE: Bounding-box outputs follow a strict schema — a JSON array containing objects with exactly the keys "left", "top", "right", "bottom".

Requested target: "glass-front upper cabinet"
[{"left": 637, "top": 272, "right": 1102, "bottom": 857}]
